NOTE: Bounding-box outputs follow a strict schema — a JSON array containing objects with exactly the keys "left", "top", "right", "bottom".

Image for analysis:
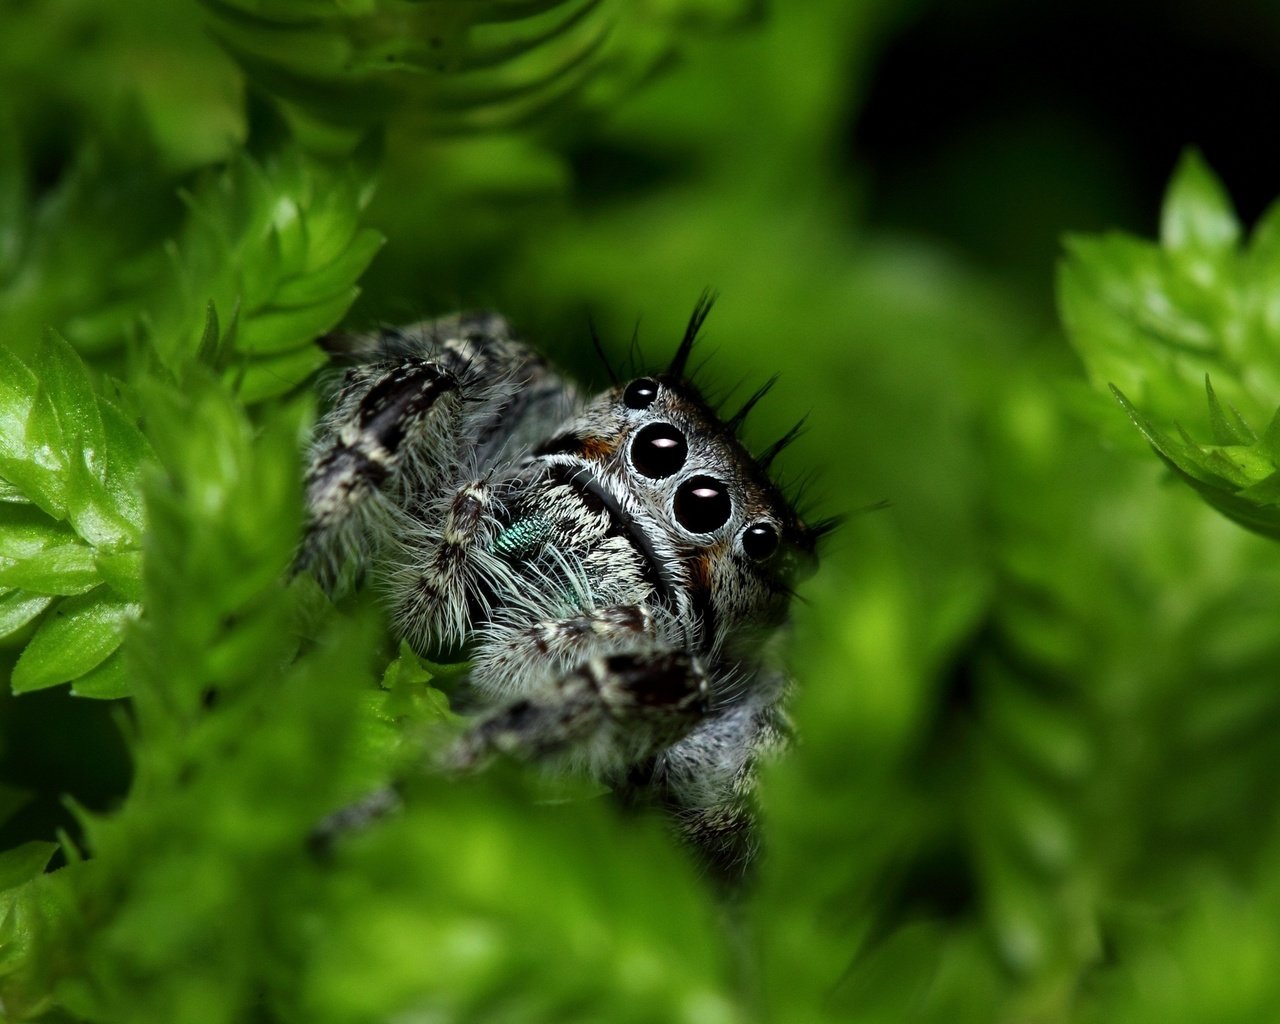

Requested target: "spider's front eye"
[
  {"left": 742, "top": 522, "right": 780, "bottom": 561},
  {"left": 631, "top": 423, "right": 688, "bottom": 478},
  {"left": 623, "top": 378, "right": 659, "bottom": 409},
  {"left": 674, "top": 475, "right": 732, "bottom": 533}
]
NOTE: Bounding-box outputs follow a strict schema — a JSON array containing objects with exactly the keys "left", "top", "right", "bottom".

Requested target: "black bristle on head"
[
  {"left": 668, "top": 289, "right": 717, "bottom": 380},
  {"left": 806, "top": 515, "right": 844, "bottom": 542},
  {"left": 627, "top": 317, "right": 645, "bottom": 378},
  {"left": 587, "top": 312, "right": 619, "bottom": 387},
  {"left": 757, "top": 416, "right": 807, "bottom": 470},
  {"left": 726, "top": 376, "right": 779, "bottom": 433}
]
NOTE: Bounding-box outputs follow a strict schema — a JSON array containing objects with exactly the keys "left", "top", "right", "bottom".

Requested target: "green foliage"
[
  {"left": 3, "top": 1, "right": 1280, "bottom": 1022},
  {"left": 200, "top": 0, "right": 756, "bottom": 145},
  {"left": 1061, "top": 150, "right": 1280, "bottom": 535},
  {"left": 0, "top": 334, "right": 147, "bottom": 696},
  {"left": 0, "top": 116, "right": 182, "bottom": 359},
  {"left": 150, "top": 145, "right": 385, "bottom": 401}
]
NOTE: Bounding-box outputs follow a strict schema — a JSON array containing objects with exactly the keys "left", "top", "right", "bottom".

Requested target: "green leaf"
[
  {"left": 0, "top": 843, "right": 58, "bottom": 893},
  {"left": 273, "top": 228, "right": 384, "bottom": 307},
  {"left": 0, "top": 504, "right": 76, "bottom": 560},
  {"left": 234, "top": 286, "right": 360, "bottom": 354},
  {"left": 37, "top": 330, "right": 106, "bottom": 464},
  {"left": 95, "top": 549, "right": 145, "bottom": 602},
  {"left": 0, "top": 339, "right": 150, "bottom": 692},
  {"left": 148, "top": 147, "right": 382, "bottom": 400},
  {"left": 1204, "top": 375, "right": 1255, "bottom": 445},
  {"left": 1062, "top": 152, "right": 1280, "bottom": 537},
  {"left": 1111, "top": 386, "right": 1280, "bottom": 539},
  {"left": 10, "top": 591, "right": 138, "bottom": 694},
  {"left": 0, "top": 590, "right": 55, "bottom": 640},
  {"left": 1160, "top": 149, "right": 1242, "bottom": 256},
  {"left": 70, "top": 650, "right": 132, "bottom": 699},
  {"left": 236, "top": 344, "right": 331, "bottom": 403},
  {"left": 0, "top": 542, "right": 101, "bottom": 596}
]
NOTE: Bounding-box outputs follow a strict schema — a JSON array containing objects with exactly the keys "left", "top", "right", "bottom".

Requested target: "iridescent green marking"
[{"left": 493, "top": 516, "right": 553, "bottom": 560}]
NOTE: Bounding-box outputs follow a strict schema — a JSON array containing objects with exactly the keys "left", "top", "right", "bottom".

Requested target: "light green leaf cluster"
[
  {"left": 0, "top": 333, "right": 147, "bottom": 697},
  {"left": 149, "top": 147, "right": 385, "bottom": 401},
  {"left": 1061, "top": 150, "right": 1280, "bottom": 535}
]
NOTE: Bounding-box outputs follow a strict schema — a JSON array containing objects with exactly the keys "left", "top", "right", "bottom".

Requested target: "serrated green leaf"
[
  {"left": 0, "top": 590, "right": 54, "bottom": 640},
  {"left": 273, "top": 228, "right": 384, "bottom": 307},
  {"left": 1064, "top": 153, "right": 1280, "bottom": 538},
  {"left": 10, "top": 591, "right": 138, "bottom": 693},
  {"left": 237, "top": 344, "right": 331, "bottom": 403},
  {"left": 0, "top": 843, "right": 58, "bottom": 893},
  {"left": 235, "top": 287, "right": 361, "bottom": 355},
  {"left": 70, "top": 649, "right": 132, "bottom": 699},
  {"left": 1205, "top": 376, "right": 1255, "bottom": 446},
  {"left": 1160, "top": 149, "right": 1241, "bottom": 256},
  {"left": 147, "top": 147, "right": 382, "bottom": 401},
  {"left": 0, "top": 542, "right": 102, "bottom": 596}
]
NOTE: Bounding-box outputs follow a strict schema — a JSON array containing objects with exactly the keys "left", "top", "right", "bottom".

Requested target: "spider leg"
[
  {"left": 652, "top": 698, "right": 792, "bottom": 882},
  {"left": 393, "top": 478, "right": 501, "bottom": 650},
  {"left": 470, "top": 604, "right": 656, "bottom": 699},
  {"left": 298, "top": 313, "right": 575, "bottom": 594},
  {"left": 300, "top": 356, "right": 464, "bottom": 590},
  {"left": 448, "top": 649, "right": 710, "bottom": 774}
]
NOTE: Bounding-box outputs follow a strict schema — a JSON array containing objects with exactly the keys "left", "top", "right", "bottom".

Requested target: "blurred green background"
[{"left": 5, "top": 0, "right": 1280, "bottom": 1020}]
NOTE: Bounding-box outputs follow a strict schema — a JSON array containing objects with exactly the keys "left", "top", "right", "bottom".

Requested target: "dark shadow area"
[{"left": 851, "top": 0, "right": 1280, "bottom": 299}]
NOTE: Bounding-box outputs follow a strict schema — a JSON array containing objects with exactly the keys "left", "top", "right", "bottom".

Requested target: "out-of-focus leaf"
[
  {"left": 0, "top": 843, "right": 59, "bottom": 893},
  {"left": 0, "top": 117, "right": 183, "bottom": 362},
  {"left": 197, "top": 0, "right": 752, "bottom": 144},
  {"left": 1160, "top": 149, "right": 1241, "bottom": 256}
]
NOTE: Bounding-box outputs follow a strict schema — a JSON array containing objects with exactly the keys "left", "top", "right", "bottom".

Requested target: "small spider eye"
[
  {"left": 742, "top": 522, "right": 780, "bottom": 561},
  {"left": 674, "top": 475, "right": 732, "bottom": 533},
  {"left": 623, "top": 378, "right": 659, "bottom": 409},
  {"left": 631, "top": 423, "right": 688, "bottom": 478}
]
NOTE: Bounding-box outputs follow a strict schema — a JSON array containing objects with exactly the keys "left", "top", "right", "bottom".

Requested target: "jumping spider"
[{"left": 300, "top": 298, "right": 831, "bottom": 878}]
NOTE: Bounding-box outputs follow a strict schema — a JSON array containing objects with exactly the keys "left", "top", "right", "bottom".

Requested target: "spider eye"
[
  {"left": 631, "top": 423, "right": 688, "bottom": 478},
  {"left": 742, "top": 522, "right": 780, "bottom": 561},
  {"left": 623, "top": 378, "right": 659, "bottom": 409},
  {"left": 674, "top": 475, "right": 732, "bottom": 533}
]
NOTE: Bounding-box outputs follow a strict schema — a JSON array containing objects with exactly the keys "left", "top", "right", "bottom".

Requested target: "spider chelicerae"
[{"left": 300, "top": 298, "right": 832, "bottom": 878}]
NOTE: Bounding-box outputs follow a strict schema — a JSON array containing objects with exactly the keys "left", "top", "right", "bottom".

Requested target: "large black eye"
[
  {"left": 623, "top": 378, "right": 659, "bottom": 409},
  {"left": 674, "top": 475, "right": 732, "bottom": 533},
  {"left": 630, "top": 423, "right": 688, "bottom": 478},
  {"left": 742, "top": 522, "right": 780, "bottom": 561}
]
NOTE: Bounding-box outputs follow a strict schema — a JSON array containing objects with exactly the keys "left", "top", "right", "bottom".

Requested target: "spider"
[{"left": 300, "top": 297, "right": 831, "bottom": 879}]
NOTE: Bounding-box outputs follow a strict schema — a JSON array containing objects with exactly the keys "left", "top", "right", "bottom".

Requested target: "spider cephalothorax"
[{"left": 301, "top": 299, "right": 829, "bottom": 877}]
